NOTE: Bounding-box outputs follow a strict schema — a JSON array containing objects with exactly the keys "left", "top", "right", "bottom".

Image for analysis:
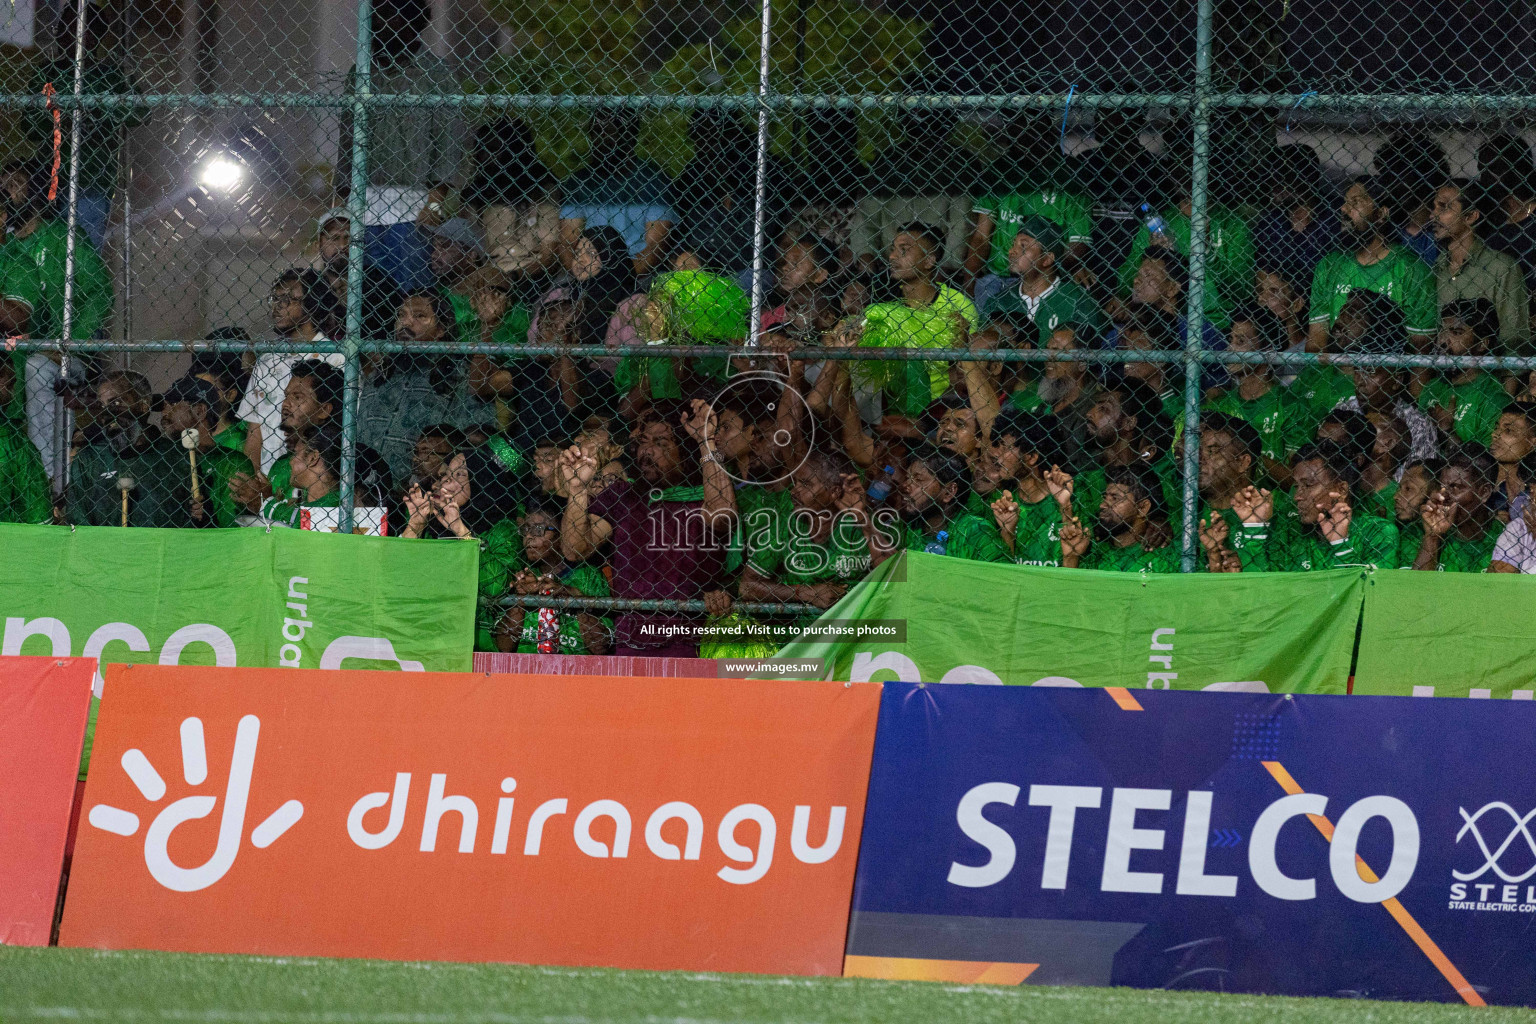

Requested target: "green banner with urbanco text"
[
  {"left": 773, "top": 551, "right": 1364, "bottom": 694},
  {"left": 1354, "top": 568, "right": 1536, "bottom": 699},
  {"left": 0, "top": 524, "right": 478, "bottom": 681}
]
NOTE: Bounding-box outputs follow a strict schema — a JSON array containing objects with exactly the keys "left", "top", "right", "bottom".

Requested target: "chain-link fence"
[{"left": 4, "top": 0, "right": 1536, "bottom": 657}]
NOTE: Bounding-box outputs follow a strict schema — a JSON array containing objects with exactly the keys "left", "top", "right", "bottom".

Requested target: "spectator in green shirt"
[
  {"left": 157, "top": 375, "right": 256, "bottom": 529},
  {"left": 1059, "top": 464, "right": 1180, "bottom": 572},
  {"left": 495, "top": 497, "right": 612, "bottom": 655},
  {"left": 256, "top": 422, "right": 344, "bottom": 528},
  {"left": 977, "top": 217, "right": 1106, "bottom": 350},
  {"left": 1315, "top": 407, "right": 1406, "bottom": 523},
  {"left": 1418, "top": 299, "right": 1512, "bottom": 447},
  {"left": 1205, "top": 306, "right": 1312, "bottom": 482},
  {"left": 890, "top": 445, "right": 1008, "bottom": 565},
  {"left": 1073, "top": 375, "right": 1179, "bottom": 523},
  {"left": 1193, "top": 412, "right": 1271, "bottom": 573},
  {"left": 188, "top": 349, "right": 252, "bottom": 457},
  {"left": 402, "top": 447, "right": 526, "bottom": 650},
  {"left": 0, "top": 356, "right": 50, "bottom": 524},
  {"left": 1307, "top": 178, "right": 1438, "bottom": 352},
  {"left": 1430, "top": 183, "right": 1530, "bottom": 353},
  {"left": 1115, "top": 173, "right": 1254, "bottom": 329},
  {"left": 848, "top": 224, "right": 979, "bottom": 420},
  {"left": 229, "top": 360, "right": 343, "bottom": 517},
  {"left": 739, "top": 449, "right": 881, "bottom": 614},
  {"left": 1392, "top": 458, "right": 1441, "bottom": 564},
  {"left": 1228, "top": 441, "right": 1400, "bottom": 571},
  {"left": 1406, "top": 447, "right": 1506, "bottom": 572}
]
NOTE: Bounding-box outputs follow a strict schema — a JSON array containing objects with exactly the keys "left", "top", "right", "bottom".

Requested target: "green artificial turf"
[{"left": 0, "top": 947, "right": 1522, "bottom": 1024}]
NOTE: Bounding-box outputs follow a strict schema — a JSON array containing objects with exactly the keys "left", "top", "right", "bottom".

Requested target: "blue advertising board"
[{"left": 846, "top": 684, "right": 1536, "bottom": 1004}]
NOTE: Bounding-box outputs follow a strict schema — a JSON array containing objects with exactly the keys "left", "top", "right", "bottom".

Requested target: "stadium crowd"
[{"left": 7, "top": 108, "right": 1536, "bottom": 657}]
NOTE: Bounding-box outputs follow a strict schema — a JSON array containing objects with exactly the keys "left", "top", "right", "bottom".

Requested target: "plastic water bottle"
[
  {"left": 924, "top": 530, "right": 949, "bottom": 556},
  {"left": 1140, "top": 203, "right": 1170, "bottom": 241},
  {"left": 867, "top": 466, "right": 896, "bottom": 503}
]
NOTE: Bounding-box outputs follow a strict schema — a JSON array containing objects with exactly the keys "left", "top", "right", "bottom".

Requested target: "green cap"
[{"left": 1017, "top": 216, "right": 1064, "bottom": 257}]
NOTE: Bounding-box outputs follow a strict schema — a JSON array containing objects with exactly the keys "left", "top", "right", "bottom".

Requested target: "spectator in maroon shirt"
[{"left": 558, "top": 397, "right": 739, "bottom": 656}]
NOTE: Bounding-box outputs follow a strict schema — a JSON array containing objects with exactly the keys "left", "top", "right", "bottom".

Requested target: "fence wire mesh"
[{"left": 4, "top": 0, "right": 1536, "bottom": 657}]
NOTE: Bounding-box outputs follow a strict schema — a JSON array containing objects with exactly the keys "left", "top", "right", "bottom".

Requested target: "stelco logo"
[
  {"left": 89, "top": 715, "right": 848, "bottom": 892},
  {"left": 947, "top": 782, "right": 1420, "bottom": 904},
  {"left": 1448, "top": 803, "right": 1536, "bottom": 913}
]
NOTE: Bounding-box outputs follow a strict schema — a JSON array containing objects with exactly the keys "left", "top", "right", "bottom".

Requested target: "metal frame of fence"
[{"left": 6, "top": 0, "right": 1534, "bottom": 590}]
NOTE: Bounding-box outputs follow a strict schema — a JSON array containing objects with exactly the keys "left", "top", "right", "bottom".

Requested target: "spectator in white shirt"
[{"left": 238, "top": 269, "right": 343, "bottom": 474}]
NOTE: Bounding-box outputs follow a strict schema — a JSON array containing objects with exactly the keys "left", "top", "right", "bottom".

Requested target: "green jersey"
[
  {"left": 1082, "top": 538, "right": 1182, "bottom": 573},
  {"left": 1204, "top": 384, "right": 1312, "bottom": 464},
  {"left": 903, "top": 510, "right": 1010, "bottom": 563},
  {"left": 972, "top": 190, "right": 1094, "bottom": 276},
  {"left": 730, "top": 484, "right": 793, "bottom": 573},
  {"left": 195, "top": 446, "right": 255, "bottom": 529},
  {"left": 1117, "top": 206, "right": 1254, "bottom": 327},
  {"left": 1072, "top": 455, "right": 1181, "bottom": 523},
  {"left": 1286, "top": 365, "right": 1355, "bottom": 427},
  {"left": 0, "top": 417, "right": 51, "bottom": 524},
  {"left": 476, "top": 519, "right": 524, "bottom": 652},
  {"left": 969, "top": 488, "right": 1068, "bottom": 566},
  {"left": 268, "top": 456, "right": 294, "bottom": 501},
  {"left": 1355, "top": 479, "right": 1398, "bottom": 523},
  {"left": 508, "top": 564, "right": 612, "bottom": 655},
  {"left": 0, "top": 220, "right": 114, "bottom": 340},
  {"left": 1416, "top": 373, "right": 1512, "bottom": 447},
  {"left": 213, "top": 419, "right": 250, "bottom": 456},
  {"left": 980, "top": 275, "right": 1107, "bottom": 349},
  {"left": 856, "top": 284, "right": 978, "bottom": 416},
  {"left": 748, "top": 510, "right": 874, "bottom": 586},
  {"left": 1307, "top": 247, "right": 1438, "bottom": 338},
  {"left": 1260, "top": 512, "right": 1401, "bottom": 571},
  {"left": 1396, "top": 520, "right": 1425, "bottom": 570},
  {"left": 1398, "top": 521, "right": 1505, "bottom": 573},
  {"left": 258, "top": 488, "right": 340, "bottom": 529}
]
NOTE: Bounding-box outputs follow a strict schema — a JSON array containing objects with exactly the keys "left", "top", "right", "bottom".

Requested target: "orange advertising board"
[
  {"left": 0, "top": 656, "right": 95, "bottom": 945},
  {"left": 61, "top": 665, "right": 880, "bottom": 974}
]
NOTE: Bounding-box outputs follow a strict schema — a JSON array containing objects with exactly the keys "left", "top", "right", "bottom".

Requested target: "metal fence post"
[
  {"left": 53, "top": 0, "right": 90, "bottom": 497},
  {"left": 746, "top": 0, "right": 773, "bottom": 349},
  {"left": 340, "top": 0, "right": 374, "bottom": 532},
  {"left": 1179, "top": 0, "right": 1215, "bottom": 572}
]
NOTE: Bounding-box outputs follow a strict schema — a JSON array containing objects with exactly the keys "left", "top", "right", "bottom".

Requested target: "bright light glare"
[{"left": 199, "top": 157, "right": 245, "bottom": 192}]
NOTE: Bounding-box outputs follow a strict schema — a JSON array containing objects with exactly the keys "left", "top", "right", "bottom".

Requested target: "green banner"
[
  {"left": 1354, "top": 570, "right": 1536, "bottom": 699},
  {"left": 775, "top": 552, "right": 1363, "bottom": 694},
  {"left": 0, "top": 525, "right": 478, "bottom": 676}
]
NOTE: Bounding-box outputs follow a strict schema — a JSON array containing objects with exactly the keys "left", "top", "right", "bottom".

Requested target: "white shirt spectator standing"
[{"left": 241, "top": 270, "right": 343, "bottom": 474}]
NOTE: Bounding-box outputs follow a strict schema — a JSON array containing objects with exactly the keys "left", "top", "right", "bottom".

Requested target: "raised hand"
[
  {"left": 1199, "top": 511, "right": 1230, "bottom": 554},
  {"left": 1420, "top": 490, "right": 1456, "bottom": 537},
  {"left": 228, "top": 471, "right": 270, "bottom": 514},
  {"left": 703, "top": 589, "right": 734, "bottom": 618},
  {"left": 1231, "top": 485, "right": 1273, "bottom": 525},
  {"left": 682, "top": 398, "right": 718, "bottom": 446},
  {"left": 558, "top": 445, "right": 599, "bottom": 494},
  {"left": 1318, "top": 491, "right": 1353, "bottom": 544},
  {"left": 1059, "top": 515, "right": 1091, "bottom": 559},
  {"left": 990, "top": 489, "right": 1020, "bottom": 538},
  {"left": 1043, "top": 465, "right": 1075, "bottom": 510},
  {"left": 470, "top": 287, "right": 508, "bottom": 330}
]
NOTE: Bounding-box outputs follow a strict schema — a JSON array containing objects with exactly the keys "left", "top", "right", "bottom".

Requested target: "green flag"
[
  {"left": 0, "top": 524, "right": 477, "bottom": 674},
  {"left": 1354, "top": 568, "right": 1536, "bottom": 699},
  {"left": 774, "top": 551, "right": 1362, "bottom": 694}
]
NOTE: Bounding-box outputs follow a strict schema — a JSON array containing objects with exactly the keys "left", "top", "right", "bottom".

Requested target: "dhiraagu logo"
[{"left": 86, "top": 715, "right": 303, "bottom": 892}]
